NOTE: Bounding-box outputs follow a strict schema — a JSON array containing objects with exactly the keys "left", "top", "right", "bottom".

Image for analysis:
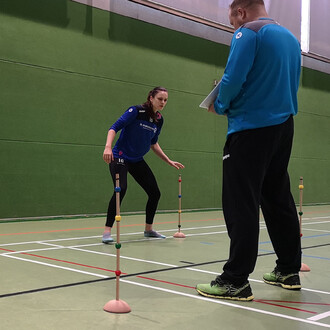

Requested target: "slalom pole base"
[
  {"left": 300, "top": 263, "right": 311, "bottom": 272},
  {"left": 173, "top": 232, "right": 186, "bottom": 238},
  {"left": 103, "top": 299, "right": 131, "bottom": 313}
]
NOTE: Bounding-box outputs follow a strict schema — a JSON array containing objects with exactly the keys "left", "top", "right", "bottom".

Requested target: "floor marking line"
[
  {"left": 136, "top": 276, "right": 195, "bottom": 289},
  {"left": 18, "top": 252, "right": 124, "bottom": 274},
  {"left": 254, "top": 300, "right": 316, "bottom": 314},
  {"left": 2, "top": 254, "right": 109, "bottom": 278},
  {"left": 0, "top": 227, "right": 104, "bottom": 236},
  {"left": 304, "top": 218, "right": 330, "bottom": 223},
  {"left": 303, "top": 228, "right": 330, "bottom": 233},
  {"left": 0, "top": 222, "right": 329, "bottom": 248},
  {"left": 4, "top": 247, "right": 64, "bottom": 254},
  {"left": 308, "top": 311, "right": 330, "bottom": 321},
  {"left": 70, "top": 246, "right": 177, "bottom": 267},
  {"left": 0, "top": 247, "right": 16, "bottom": 252},
  {"left": 2, "top": 241, "right": 330, "bottom": 296},
  {"left": 37, "top": 242, "right": 65, "bottom": 248},
  {"left": 121, "top": 279, "right": 330, "bottom": 328},
  {"left": 0, "top": 224, "right": 227, "bottom": 247},
  {"left": 0, "top": 235, "right": 102, "bottom": 246},
  {"left": 257, "top": 299, "right": 330, "bottom": 306},
  {"left": 65, "top": 246, "right": 330, "bottom": 296},
  {"left": 301, "top": 288, "right": 330, "bottom": 295},
  {"left": 0, "top": 218, "right": 224, "bottom": 237},
  {"left": 1, "top": 216, "right": 329, "bottom": 237},
  {"left": 2, "top": 249, "right": 330, "bottom": 305},
  {"left": 0, "top": 277, "right": 111, "bottom": 299}
]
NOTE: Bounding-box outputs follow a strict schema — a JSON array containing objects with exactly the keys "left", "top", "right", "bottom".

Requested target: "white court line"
[
  {"left": 70, "top": 246, "right": 176, "bottom": 267},
  {"left": 2, "top": 236, "right": 330, "bottom": 326},
  {"left": 3, "top": 245, "right": 330, "bottom": 296},
  {"left": 308, "top": 311, "right": 330, "bottom": 321},
  {"left": 0, "top": 235, "right": 101, "bottom": 247},
  {"left": 0, "top": 244, "right": 310, "bottom": 293},
  {"left": 1, "top": 220, "right": 330, "bottom": 298},
  {"left": 2, "top": 253, "right": 109, "bottom": 278},
  {"left": 37, "top": 242, "right": 65, "bottom": 247},
  {"left": 303, "top": 228, "right": 330, "bottom": 233},
  {"left": 304, "top": 217, "right": 330, "bottom": 221},
  {"left": 70, "top": 245, "right": 330, "bottom": 296},
  {"left": 3, "top": 248, "right": 329, "bottom": 327},
  {"left": 300, "top": 288, "right": 330, "bottom": 295},
  {"left": 3, "top": 246, "right": 65, "bottom": 254},
  {"left": 0, "top": 224, "right": 225, "bottom": 247},
  {"left": 121, "top": 279, "right": 330, "bottom": 328},
  {"left": 184, "top": 231, "right": 228, "bottom": 237},
  {"left": 1, "top": 218, "right": 329, "bottom": 248},
  {"left": 303, "top": 220, "right": 330, "bottom": 225}
]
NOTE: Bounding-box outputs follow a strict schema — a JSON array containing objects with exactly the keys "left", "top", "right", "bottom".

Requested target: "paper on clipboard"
[{"left": 199, "top": 80, "right": 221, "bottom": 109}]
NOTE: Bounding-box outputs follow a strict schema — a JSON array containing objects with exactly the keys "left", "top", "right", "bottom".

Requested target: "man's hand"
[{"left": 208, "top": 103, "right": 216, "bottom": 114}]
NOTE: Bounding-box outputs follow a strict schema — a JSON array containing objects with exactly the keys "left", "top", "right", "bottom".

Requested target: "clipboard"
[{"left": 199, "top": 80, "right": 221, "bottom": 109}]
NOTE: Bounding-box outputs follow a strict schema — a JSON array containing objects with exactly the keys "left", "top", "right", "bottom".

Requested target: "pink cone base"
[
  {"left": 103, "top": 299, "right": 131, "bottom": 313},
  {"left": 300, "top": 263, "right": 311, "bottom": 272},
  {"left": 173, "top": 232, "right": 186, "bottom": 238}
]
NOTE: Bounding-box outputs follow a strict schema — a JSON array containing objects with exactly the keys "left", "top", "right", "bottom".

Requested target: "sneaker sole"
[
  {"left": 196, "top": 288, "right": 254, "bottom": 301},
  {"left": 102, "top": 240, "right": 114, "bottom": 244},
  {"left": 263, "top": 279, "right": 301, "bottom": 290}
]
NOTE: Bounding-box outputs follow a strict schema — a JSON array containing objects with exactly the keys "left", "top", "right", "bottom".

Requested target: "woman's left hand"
[{"left": 168, "top": 160, "right": 185, "bottom": 169}]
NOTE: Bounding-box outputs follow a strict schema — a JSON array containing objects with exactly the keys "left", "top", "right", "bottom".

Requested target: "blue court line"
[
  {"left": 301, "top": 254, "right": 330, "bottom": 261},
  {"left": 300, "top": 233, "right": 330, "bottom": 239},
  {"left": 259, "top": 232, "right": 330, "bottom": 246},
  {"left": 258, "top": 248, "right": 330, "bottom": 261}
]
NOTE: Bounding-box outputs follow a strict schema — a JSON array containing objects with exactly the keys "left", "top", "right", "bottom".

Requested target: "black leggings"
[{"left": 105, "top": 158, "right": 161, "bottom": 228}]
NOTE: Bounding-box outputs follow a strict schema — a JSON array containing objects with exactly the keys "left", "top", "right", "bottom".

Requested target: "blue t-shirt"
[
  {"left": 214, "top": 18, "right": 301, "bottom": 136},
  {"left": 110, "top": 105, "right": 163, "bottom": 162}
]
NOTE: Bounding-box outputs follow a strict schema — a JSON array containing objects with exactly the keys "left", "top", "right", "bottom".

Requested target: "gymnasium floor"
[{"left": 1, "top": 205, "right": 329, "bottom": 330}]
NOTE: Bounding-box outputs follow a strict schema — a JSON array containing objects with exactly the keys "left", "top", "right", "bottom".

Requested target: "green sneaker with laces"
[
  {"left": 263, "top": 268, "right": 301, "bottom": 290},
  {"left": 196, "top": 277, "right": 254, "bottom": 301}
]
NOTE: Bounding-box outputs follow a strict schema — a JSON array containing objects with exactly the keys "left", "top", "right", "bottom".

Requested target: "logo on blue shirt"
[{"left": 140, "top": 123, "right": 157, "bottom": 133}]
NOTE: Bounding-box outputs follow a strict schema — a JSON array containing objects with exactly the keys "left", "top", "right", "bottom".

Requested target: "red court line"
[
  {"left": 21, "top": 252, "right": 121, "bottom": 274},
  {"left": 256, "top": 299, "right": 330, "bottom": 306},
  {"left": 1, "top": 247, "right": 195, "bottom": 290},
  {"left": 0, "top": 248, "right": 16, "bottom": 252},
  {"left": 0, "top": 247, "right": 119, "bottom": 274},
  {"left": 0, "top": 218, "right": 224, "bottom": 236},
  {"left": 22, "top": 253, "right": 194, "bottom": 289},
  {"left": 0, "top": 227, "right": 104, "bottom": 236},
  {"left": 2, "top": 248, "right": 325, "bottom": 313},
  {"left": 136, "top": 276, "right": 195, "bottom": 289},
  {"left": 254, "top": 300, "right": 317, "bottom": 314}
]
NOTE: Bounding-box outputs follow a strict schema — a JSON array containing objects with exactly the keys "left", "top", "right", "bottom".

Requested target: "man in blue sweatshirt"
[{"left": 196, "top": 0, "right": 302, "bottom": 301}]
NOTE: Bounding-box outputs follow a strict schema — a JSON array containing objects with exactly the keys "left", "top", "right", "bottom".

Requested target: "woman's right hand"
[{"left": 103, "top": 147, "right": 114, "bottom": 164}]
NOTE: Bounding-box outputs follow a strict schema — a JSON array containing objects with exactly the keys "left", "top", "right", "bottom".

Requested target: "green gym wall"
[{"left": 0, "top": 0, "right": 329, "bottom": 219}]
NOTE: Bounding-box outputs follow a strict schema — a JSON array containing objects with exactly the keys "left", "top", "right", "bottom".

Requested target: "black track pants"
[{"left": 220, "top": 116, "right": 301, "bottom": 285}]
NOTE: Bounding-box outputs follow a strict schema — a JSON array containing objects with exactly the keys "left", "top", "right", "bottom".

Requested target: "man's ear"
[{"left": 237, "top": 7, "right": 247, "bottom": 19}]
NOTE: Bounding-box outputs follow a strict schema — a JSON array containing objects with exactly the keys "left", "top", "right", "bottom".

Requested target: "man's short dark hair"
[{"left": 230, "top": 0, "right": 265, "bottom": 15}]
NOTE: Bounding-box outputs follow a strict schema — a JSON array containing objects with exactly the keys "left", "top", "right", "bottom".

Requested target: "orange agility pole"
[
  {"left": 299, "top": 176, "right": 310, "bottom": 272},
  {"left": 173, "top": 174, "right": 185, "bottom": 238},
  {"left": 103, "top": 173, "right": 131, "bottom": 313}
]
